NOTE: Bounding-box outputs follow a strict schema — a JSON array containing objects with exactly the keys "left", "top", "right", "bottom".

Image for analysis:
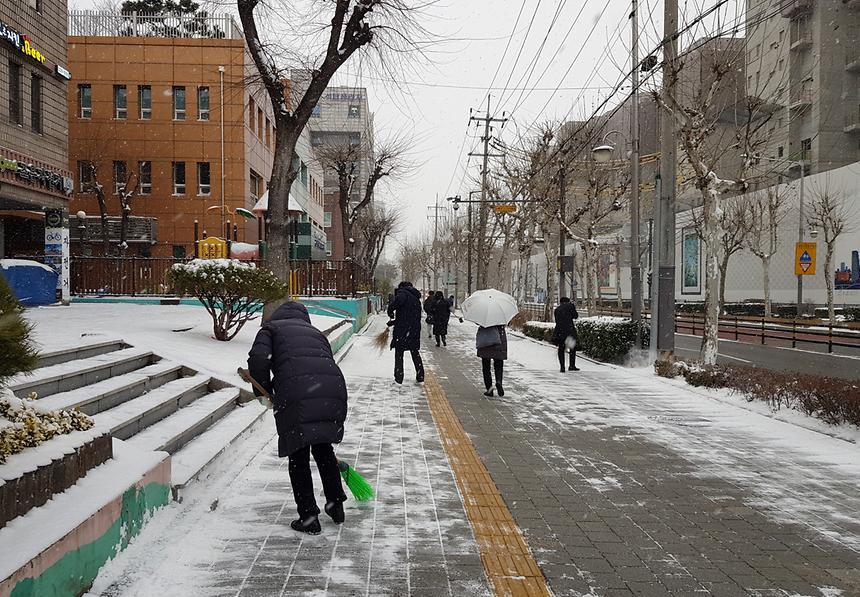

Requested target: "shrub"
[
  {"left": 522, "top": 317, "right": 650, "bottom": 363},
  {"left": 0, "top": 389, "right": 95, "bottom": 463},
  {"left": 167, "top": 259, "right": 288, "bottom": 341},
  {"left": 659, "top": 359, "right": 860, "bottom": 428},
  {"left": 0, "top": 274, "right": 39, "bottom": 386}
]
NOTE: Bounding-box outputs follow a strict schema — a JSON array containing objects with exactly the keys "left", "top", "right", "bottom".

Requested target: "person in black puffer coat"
[
  {"left": 430, "top": 291, "right": 452, "bottom": 347},
  {"left": 553, "top": 296, "right": 579, "bottom": 372},
  {"left": 422, "top": 291, "right": 435, "bottom": 339},
  {"left": 248, "top": 301, "right": 348, "bottom": 535},
  {"left": 387, "top": 281, "right": 425, "bottom": 384},
  {"left": 477, "top": 324, "right": 508, "bottom": 397}
]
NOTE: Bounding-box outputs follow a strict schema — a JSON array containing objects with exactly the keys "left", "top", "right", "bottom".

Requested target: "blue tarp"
[{"left": 0, "top": 260, "right": 58, "bottom": 306}]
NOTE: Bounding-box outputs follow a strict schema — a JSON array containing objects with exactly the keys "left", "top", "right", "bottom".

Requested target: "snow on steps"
[
  {"left": 36, "top": 338, "right": 126, "bottom": 368},
  {"left": 8, "top": 347, "right": 155, "bottom": 398},
  {"left": 170, "top": 399, "right": 267, "bottom": 498},
  {"left": 126, "top": 387, "right": 240, "bottom": 455},
  {"left": 36, "top": 360, "right": 184, "bottom": 415}
]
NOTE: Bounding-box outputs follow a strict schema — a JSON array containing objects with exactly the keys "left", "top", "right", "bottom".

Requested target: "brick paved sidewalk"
[{"left": 430, "top": 321, "right": 860, "bottom": 597}]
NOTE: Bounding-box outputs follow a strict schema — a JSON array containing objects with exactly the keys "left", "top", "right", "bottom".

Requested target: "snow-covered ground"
[{"left": 24, "top": 303, "right": 344, "bottom": 388}]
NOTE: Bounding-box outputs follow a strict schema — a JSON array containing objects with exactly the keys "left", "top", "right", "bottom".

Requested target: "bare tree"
[
  {"left": 745, "top": 186, "right": 788, "bottom": 318},
  {"left": 691, "top": 196, "right": 749, "bottom": 313},
  {"left": 355, "top": 204, "right": 400, "bottom": 278},
  {"left": 80, "top": 162, "right": 112, "bottom": 253},
  {"left": 806, "top": 179, "right": 851, "bottom": 322},
  {"left": 237, "top": 0, "right": 425, "bottom": 314}
]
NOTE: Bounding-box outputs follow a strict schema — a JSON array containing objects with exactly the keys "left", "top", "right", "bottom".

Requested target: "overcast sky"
[{"left": 73, "top": 0, "right": 746, "bottom": 252}]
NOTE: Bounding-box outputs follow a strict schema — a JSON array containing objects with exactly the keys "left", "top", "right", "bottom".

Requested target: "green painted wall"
[{"left": 9, "top": 482, "right": 170, "bottom": 597}]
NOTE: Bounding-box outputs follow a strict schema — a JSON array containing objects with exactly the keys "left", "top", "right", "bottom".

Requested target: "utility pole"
[
  {"left": 656, "top": 0, "right": 678, "bottom": 360},
  {"left": 630, "top": 0, "right": 643, "bottom": 347},
  {"left": 426, "top": 199, "right": 446, "bottom": 291},
  {"left": 796, "top": 161, "right": 806, "bottom": 315},
  {"left": 469, "top": 96, "right": 507, "bottom": 289}
]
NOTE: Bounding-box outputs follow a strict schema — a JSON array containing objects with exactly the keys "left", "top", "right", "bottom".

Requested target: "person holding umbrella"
[
  {"left": 553, "top": 297, "right": 580, "bottom": 372},
  {"left": 462, "top": 289, "right": 519, "bottom": 398}
]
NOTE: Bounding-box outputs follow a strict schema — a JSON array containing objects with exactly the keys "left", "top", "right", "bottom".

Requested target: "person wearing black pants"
[
  {"left": 476, "top": 324, "right": 508, "bottom": 397},
  {"left": 387, "top": 281, "right": 425, "bottom": 384},
  {"left": 553, "top": 297, "right": 579, "bottom": 372},
  {"left": 248, "top": 301, "right": 349, "bottom": 535}
]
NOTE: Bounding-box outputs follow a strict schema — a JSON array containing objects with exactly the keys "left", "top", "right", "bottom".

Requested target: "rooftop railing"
[{"left": 69, "top": 10, "right": 242, "bottom": 40}]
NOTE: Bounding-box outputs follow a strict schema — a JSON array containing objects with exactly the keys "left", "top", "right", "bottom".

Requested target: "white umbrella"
[{"left": 462, "top": 289, "right": 519, "bottom": 328}]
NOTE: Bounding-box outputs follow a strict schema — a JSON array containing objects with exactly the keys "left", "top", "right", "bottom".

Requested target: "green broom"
[{"left": 337, "top": 460, "right": 375, "bottom": 501}]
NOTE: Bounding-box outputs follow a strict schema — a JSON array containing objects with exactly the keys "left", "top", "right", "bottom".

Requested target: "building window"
[
  {"left": 138, "top": 161, "right": 151, "bottom": 195},
  {"left": 113, "top": 160, "right": 127, "bottom": 195},
  {"left": 300, "top": 162, "right": 308, "bottom": 186},
  {"left": 78, "top": 160, "right": 94, "bottom": 191},
  {"left": 114, "top": 85, "right": 127, "bottom": 119},
  {"left": 30, "top": 74, "right": 42, "bottom": 133},
  {"left": 777, "top": 146, "right": 784, "bottom": 158},
  {"left": 265, "top": 117, "right": 271, "bottom": 148},
  {"left": 172, "top": 161, "right": 186, "bottom": 195},
  {"left": 348, "top": 133, "right": 360, "bottom": 147},
  {"left": 172, "top": 245, "right": 187, "bottom": 259},
  {"left": 801, "top": 138, "right": 812, "bottom": 154},
  {"left": 325, "top": 240, "right": 332, "bottom": 256},
  {"left": 348, "top": 104, "right": 360, "bottom": 118},
  {"left": 172, "top": 86, "right": 186, "bottom": 120},
  {"left": 78, "top": 84, "right": 92, "bottom": 119},
  {"left": 324, "top": 212, "right": 332, "bottom": 228},
  {"left": 250, "top": 170, "right": 262, "bottom": 200},
  {"left": 311, "top": 105, "right": 321, "bottom": 118},
  {"left": 249, "top": 97, "right": 255, "bottom": 134},
  {"left": 257, "top": 108, "right": 263, "bottom": 140},
  {"left": 8, "top": 61, "right": 21, "bottom": 124},
  {"left": 138, "top": 85, "right": 151, "bottom": 119},
  {"left": 197, "top": 162, "right": 211, "bottom": 195},
  {"left": 197, "top": 86, "right": 209, "bottom": 120},
  {"left": 311, "top": 133, "right": 323, "bottom": 147}
]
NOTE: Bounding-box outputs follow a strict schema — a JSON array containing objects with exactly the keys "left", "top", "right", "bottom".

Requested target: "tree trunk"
[
  {"left": 702, "top": 190, "right": 721, "bottom": 365},
  {"left": 541, "top": 241, "right": 557, "bottom": 321},
  {"left": 93, "top": 186, "right": 110, "bottom": 254},
  {"left": 826, "top": 247, "right": 835, "bottom": 322},
  {"left": 583, "top": 244, "right": 596, "bottom": 315},
  {"left": 762, "top": 256, "right": 771, "bottom": 319},
  {"left": 718, "top": 257, "right": 729, "bottom": 315}
]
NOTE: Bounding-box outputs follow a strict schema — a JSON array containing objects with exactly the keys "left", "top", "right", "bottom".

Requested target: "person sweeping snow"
[{"left": 247, "top": 301, "right": 348, "bottom": 535}]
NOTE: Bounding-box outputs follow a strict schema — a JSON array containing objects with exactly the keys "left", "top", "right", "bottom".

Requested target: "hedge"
[
  {"left": 656, "top": 360, "right": 860, "bottom": 427},
  {"left": 522, "top": 316, "right": 650, "bottom": 363}
]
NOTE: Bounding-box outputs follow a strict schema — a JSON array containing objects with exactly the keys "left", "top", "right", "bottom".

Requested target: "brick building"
[
  {"left": 67, "top": 11, "right": 325, "bottom": 259},
  {"left": 0, "top": 0, "right": 73, "bottom": 259}
]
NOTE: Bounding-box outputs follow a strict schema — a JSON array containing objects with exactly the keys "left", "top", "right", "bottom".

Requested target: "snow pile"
[
  {"left": 0, "top": 259, "right": 55, "bottom": 274},
  {"left": 170, "top": 258, "right": 256, "bottom": 276},
  {"left": 0, "top": 388, "right": 94, "bottom": 463},
  {"left": 525, "top": 321, "right": 555, "bottom": 330}
]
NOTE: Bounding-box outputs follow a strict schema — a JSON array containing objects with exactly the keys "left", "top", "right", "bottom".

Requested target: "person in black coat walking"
[
  {"left": 387, "top": 281, "right": 426, "bottom": 384},
  {"left": 430, "top": 291, "right": 452, "bottom": 347},
  {"left": 248, "top": 301, "right": 348, "bottom": 535},
  {"left": 422, "top": 291, "right": 435, "bottom": 339},
  {"left": 553, "top": 297, "right": 580, "bottom": 372},
  {"left": 476, "top": 325, "right": 508, "bottom": 397}
]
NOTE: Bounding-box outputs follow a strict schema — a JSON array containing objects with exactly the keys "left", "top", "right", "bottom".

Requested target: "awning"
[{"left": 252, "top": 190, "right": 306, "bottom": 216}]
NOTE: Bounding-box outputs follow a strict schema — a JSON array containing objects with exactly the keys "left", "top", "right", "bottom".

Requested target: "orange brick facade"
[{"left": 67, "top": 35, "right": 275, "bottom": 257}]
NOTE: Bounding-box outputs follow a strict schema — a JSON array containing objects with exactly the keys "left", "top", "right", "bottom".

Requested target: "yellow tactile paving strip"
[{"left": 424, "top": 372, "right": 553, "bottom": 597}]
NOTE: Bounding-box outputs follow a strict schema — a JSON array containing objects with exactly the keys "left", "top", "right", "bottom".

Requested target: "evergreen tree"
[{"left": 0, "top": 275, "right": 39, "bottom": 385}]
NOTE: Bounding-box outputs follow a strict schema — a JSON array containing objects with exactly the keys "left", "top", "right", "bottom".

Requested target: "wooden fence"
[{"left": 64, "top": 256, "right": 363, "bottom": 297}]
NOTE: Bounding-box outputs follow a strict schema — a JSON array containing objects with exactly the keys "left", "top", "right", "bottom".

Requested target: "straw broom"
[
  {"left": 237, "top": 367, "right": 375, "bottom": 502},
  {"left": 372, "top": 324, "right": 391, "bottom": 352}
]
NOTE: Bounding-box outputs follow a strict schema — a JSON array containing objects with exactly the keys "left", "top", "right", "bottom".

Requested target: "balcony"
[
  {"left": 69, "top": 216, "right": 158, "bottom": 244},
  {"left": 781, "top": 0, "right": 813, "bottom": 19},
  {"left": 788, "top": 89, "right": 813, "bottom": 111},
  {"left": 68, "top": 10, "right": 242, "bottom": 39},
  {"left": 845, "top": 105, "right": 860, "bottom": 134}
]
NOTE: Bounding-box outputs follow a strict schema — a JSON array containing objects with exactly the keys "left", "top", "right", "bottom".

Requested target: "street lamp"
[
  {"left": 76, "top": 211, "right": 88, "bottom": 254},
  {"left": 742, "top": 153, "right": 807, "bottom": 315}
]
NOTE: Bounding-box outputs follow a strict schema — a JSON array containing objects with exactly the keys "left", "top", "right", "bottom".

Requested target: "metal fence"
[{"left": 69, "top": 10, "right": 241, "bottom": 39}]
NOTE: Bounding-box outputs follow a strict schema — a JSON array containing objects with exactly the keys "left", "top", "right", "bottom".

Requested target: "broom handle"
[{"left": 237, "top": 367, "right": 273, "bottom": 402}]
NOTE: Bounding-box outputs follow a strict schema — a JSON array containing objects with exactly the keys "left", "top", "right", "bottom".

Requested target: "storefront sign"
[
  {"left": 55, "top": 64, "right": 71, "bottom": 80},
  {"left": 44, "top": 208, "right": 70, "bottom": 304},
  {"left": 0, "top": 155, "right": 73, "bottom": 195},
  {"left": 0, "top": 19, "right": 46, "bottom": 65}
]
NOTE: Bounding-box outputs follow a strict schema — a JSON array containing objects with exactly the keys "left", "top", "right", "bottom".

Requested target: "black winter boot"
[
  {"left": 324, "top": 501, "right": 345, "bottom": 524},
  {"left": 496, "top": 384, "right": 505, "bottom": 397},
  {"left": 290, "top": 516, "right": 321, "bottom": 535},
  {"left": 483, "top": 387, "right": 494, "bottom": 397}
]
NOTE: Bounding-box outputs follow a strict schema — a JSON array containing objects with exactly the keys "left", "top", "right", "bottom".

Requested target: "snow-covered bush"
[
  {"left": 522, "top": 317, "right": 650, "bottom": 363},
  {"left": 167, "top": 259, "right": 288, "bottom": 341},
  {"left": 0, "top": 389, "right": 94, "bottom": 463},
  {"left": 656, "top": 360, "right": 860, "bottom": 427},
  {"left": 0, "top": 274, "right": 39, "bottom": 386}
]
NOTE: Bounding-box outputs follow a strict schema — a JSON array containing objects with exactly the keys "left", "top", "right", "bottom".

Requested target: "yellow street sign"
[
  {"left": 794, "top": 242, "right": 816, "bottom": 276},
  {"left": 494, "top": 204, "right": 517, "bottom": 214},
  {"left": 199, "top": 237, "right": 228, "bottom": 259}
]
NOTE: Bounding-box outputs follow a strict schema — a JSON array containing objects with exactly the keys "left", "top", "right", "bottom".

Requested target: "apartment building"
[
  {"left": 746, "top": 0, "right": 860, "bottom": 175},
  {"left": 67, "top": 11, "right": 324, "bottom": 259},
  {"left": 0, "top": 0, "right": 72, "bottom": 259}
]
